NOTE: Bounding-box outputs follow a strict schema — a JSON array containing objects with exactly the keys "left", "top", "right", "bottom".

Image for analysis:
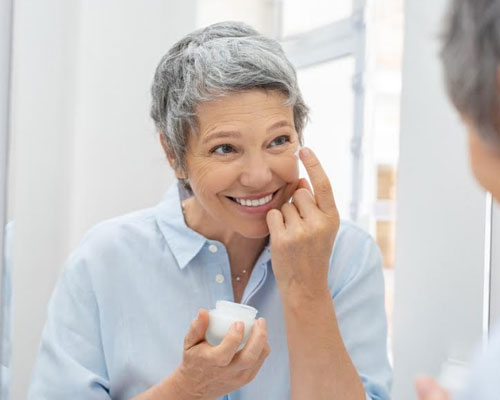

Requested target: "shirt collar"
[
  {"left": 155, "top": 183, "right": 207, "bottom": 270},
  {"left": 156, "top": 182, "right": 273, "bottom": 270}
]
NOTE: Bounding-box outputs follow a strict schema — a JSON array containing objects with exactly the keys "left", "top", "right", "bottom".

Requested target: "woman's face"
[
  {"left": 182, "top": 90, "right": 300, "bottom": 239},
  {"left": 463, "top": 118, "right": 500, "bottom": 203}
]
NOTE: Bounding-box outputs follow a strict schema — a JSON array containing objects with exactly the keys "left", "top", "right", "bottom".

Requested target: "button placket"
[
  {"left": 209, "top": 243, "right": 223, "bottom": 284},
  {"left": 240, "top": 263, "right": 263, "bottom": 303},
  {"left": 206, "top": 242, "right": 233, "bottom": 301}
]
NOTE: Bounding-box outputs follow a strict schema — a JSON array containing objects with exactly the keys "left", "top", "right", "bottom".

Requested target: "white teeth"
[{"left": 234, "top": 193, "right": 273, "bottom": 207}]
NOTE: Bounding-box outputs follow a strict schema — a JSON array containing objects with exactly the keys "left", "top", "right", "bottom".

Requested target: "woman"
[
  {"left": 28, "top": 22, "right": 391, "bottom": 400},
  {"left": 416, "top": 0, "right": 500, "bottom": 399}
]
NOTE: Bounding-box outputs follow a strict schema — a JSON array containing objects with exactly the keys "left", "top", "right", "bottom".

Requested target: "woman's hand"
[
  {"left": 415, "top": 376, "right": 450, "bottom": 400},
  {"left": 168, "top": 309, "right": 270, "bottom": 400},
  {"left": 266, "top": 147, "right": 340, "bottom": 299}
]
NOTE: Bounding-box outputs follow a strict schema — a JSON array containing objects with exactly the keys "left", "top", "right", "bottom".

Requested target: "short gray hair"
[
  {"left": 150, "top": 21, "right": 309, "bottom": 178},
  {"left": 441, "top": 0, "right": 500, "bottom": 146}
]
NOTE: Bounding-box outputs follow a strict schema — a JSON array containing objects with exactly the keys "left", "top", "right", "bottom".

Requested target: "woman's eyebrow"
[
  {"left": 202, "top": 130, "right": 242, "bottom": 144},
  {"left": 202, "top": 120, "right": 292, "bottom": 144},
  {"left": 267, "top": 120, "right": 293, "bottom": 131}
]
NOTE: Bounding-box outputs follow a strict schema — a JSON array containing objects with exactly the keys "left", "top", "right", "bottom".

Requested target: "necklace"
[{"left": 232, "top": 269, "right": 248, "bottom": 283}]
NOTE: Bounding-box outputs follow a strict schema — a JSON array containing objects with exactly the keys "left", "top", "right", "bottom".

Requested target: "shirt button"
[
  {"left": 208, "top": 244, "right": 218, "bottom": 253},
  {"left": 215, "top": 274, "right": 225, "bottom": 283}
]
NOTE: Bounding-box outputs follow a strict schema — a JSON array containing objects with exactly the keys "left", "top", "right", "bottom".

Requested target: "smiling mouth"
[{"left": 226, "top": 190, "right": 279, "bottom": 207}]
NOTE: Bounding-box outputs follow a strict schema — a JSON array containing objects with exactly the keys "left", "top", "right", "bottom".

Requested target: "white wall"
[
  {"left": 9, "top": 0, "right": 194, "bottom": 397},
  {"left": 68, "top": 0, "right": 192, "bottom": 248},
  {"left": 10, "top": 2, "right": 81, "bottom": 398},
  {"left": 392, "top": 0, "right": 487, "bottom": 399}
]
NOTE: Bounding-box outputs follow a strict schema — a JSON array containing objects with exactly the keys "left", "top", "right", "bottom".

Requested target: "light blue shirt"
[
  {"left": 28, "top": 183, "right": 392, "bottom": 400},
  {"left": 2, "top": 221, "right": 13, "bottom": 400},
  {"left": 457, "top": 320, "right": 500, "bottom": 400}
]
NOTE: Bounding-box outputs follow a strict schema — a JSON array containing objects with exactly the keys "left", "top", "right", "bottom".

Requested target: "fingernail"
[
  {"left": 258, "top": 317, "right": 266, "bottom": 328},
  {"left": 415, "top": 377, "right": 436, "bottom": 397},
  {"left": 299, "top": 147, "right": 310, "bottom": 157}
]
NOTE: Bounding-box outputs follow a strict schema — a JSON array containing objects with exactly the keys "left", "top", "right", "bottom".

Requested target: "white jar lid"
[{"left": 215, "top": 300, "right": 258, "bottom": 320}]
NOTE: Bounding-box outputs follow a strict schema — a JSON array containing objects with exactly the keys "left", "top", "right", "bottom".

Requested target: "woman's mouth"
[
  {"left": 226, "top": 189, "right": 280, "bottom": 214},
  {"left": 233, "top": 193, "right": 273, "bottom": 207}
]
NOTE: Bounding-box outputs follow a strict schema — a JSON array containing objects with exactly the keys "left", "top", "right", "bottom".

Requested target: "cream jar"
[{"left": 205, "top": 300, "right": 258, "bottom": 349}]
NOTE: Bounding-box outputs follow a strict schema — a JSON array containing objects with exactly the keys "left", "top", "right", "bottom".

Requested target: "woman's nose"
[{"left": 239, "top": 153, "right": 273, "bottom": 188}]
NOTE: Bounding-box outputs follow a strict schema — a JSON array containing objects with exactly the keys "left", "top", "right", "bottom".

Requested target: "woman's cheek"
[
  {"left": 276, "top": 151, "right": 300, "bottom": 182},
  {"left": 186, "top": 158, "right": 228, "bottom": 194},
  {"left": 272, "top": 153, "right": 300, "bottom": 200}
]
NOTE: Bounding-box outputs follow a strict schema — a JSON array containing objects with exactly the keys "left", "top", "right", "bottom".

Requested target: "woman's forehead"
[{"left": 195, "top": 90, "right": 294, "bottom": 133}]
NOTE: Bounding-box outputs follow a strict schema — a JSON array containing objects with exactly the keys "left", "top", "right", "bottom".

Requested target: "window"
[
  {"left": 297, "top": 58, "right": 355, "bottom": 217},
  {"left": 281, "top": 0, "right": 403, "bottom": 363},
  {"left": 282, "top": 0, "right": 352, "bottom": 36}
]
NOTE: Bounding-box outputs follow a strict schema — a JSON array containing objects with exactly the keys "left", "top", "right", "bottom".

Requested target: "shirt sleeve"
[
  {"left": 456, "top": 322, "right": 500, "bottom": 400},
  {"left": 28, "top": 257, "right": 111, "bottom": 400},
  {"left": 2, "top": 221, "right": 14, "bottom": 400},
  {"left": 330, "top": 229, "right": 392, "bottom": 400}
]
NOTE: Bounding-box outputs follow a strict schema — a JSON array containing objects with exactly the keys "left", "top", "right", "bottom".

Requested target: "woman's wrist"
[
  {"left": 129, "top": 369, "right": 198, "bottom": 400},
  {"left": 156, "top": 368, "right": 206, "bottom": 400},
  {"left": 280, "top": 283, "right": 332, "bottom": 313}
]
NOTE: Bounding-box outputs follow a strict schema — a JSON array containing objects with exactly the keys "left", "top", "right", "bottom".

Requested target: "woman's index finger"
[{"left": 298, "top": 147, "right": 337, "bottom": 214}]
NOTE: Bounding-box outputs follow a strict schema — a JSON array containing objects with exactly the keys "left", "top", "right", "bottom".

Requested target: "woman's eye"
[
  {"left": 212, "top": 144, "right": 235, "bottom": 155},
  {"left": 269, "top": 135, "right": 291, "bottom": 147}
]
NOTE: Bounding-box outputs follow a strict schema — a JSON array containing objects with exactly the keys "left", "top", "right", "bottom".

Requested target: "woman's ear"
[{"left": 159, "top": 134, "right": 187, "bottom": 180}]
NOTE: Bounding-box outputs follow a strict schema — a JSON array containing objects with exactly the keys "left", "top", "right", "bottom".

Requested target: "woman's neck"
[{"left": 181, "top": 196, "right": 268, "bottom": 261}]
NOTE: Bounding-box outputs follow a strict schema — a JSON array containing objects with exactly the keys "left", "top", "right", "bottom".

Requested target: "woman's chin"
[{"left": 237, "top": 221, "right": 271, "bottom": 239}]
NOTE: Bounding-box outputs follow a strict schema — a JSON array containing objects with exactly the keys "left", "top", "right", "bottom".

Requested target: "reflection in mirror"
[
  {"left": 6, "top": 0, "right": 500, "bottom": 399},
  {"left": 4, "top": 1, "right": 403, "bottom": 399}
]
